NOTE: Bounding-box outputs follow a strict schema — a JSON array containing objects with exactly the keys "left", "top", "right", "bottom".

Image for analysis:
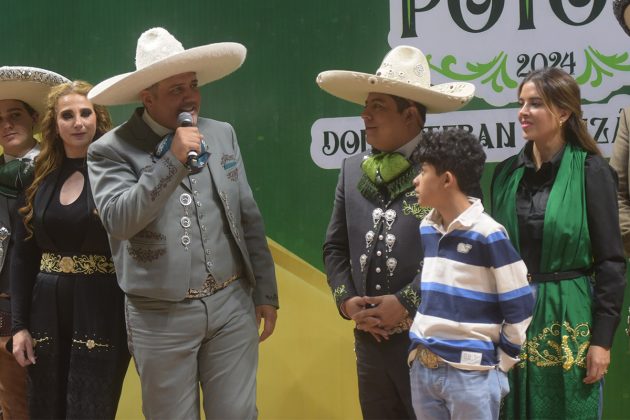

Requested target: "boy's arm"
[{"left": 489, "top": 229, "right": 535, "bottom": 372}]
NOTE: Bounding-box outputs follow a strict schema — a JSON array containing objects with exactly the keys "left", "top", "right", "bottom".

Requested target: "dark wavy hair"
[
  {"left": 412, "top": 128, "right": 486, "bottom": 197},
  {"left": 20, "top": 80, "right": 112, "bottom": 237},
  {"left": 518, "top": 67, "right": 600, "bottom": 156}
]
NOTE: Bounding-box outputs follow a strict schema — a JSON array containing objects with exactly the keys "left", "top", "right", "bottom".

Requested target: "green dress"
[{"left": 492, "top": 143, "right": 599, "bottom": 419}]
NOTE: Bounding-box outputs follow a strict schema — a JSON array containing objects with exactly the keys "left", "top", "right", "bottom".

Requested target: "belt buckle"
[
  {"left": 59, "top": 256, "right": 75, "bottom": 273},
  {"left": 418, "top": 346, "right": 440, "bottom": 369}
]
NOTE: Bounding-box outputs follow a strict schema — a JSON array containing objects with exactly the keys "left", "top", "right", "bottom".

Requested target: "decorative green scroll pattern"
[
  {"left": 576, "top": 47, "right": 630, "bottom": 88},
  {"left": 426, "top": 47, "right": 630, "bottom": 93}
]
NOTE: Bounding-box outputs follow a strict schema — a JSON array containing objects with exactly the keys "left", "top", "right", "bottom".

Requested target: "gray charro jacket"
[{"left": 87, "top": 109, "right": 278, "bottom": 307}]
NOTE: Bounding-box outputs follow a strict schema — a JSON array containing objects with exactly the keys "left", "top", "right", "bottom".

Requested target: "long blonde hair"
[
  {"left": 518, "top": 67, "right": 600, "bottom": 156},
  {"left": 20, "top": 80, "right": 112, "bottom": 237}
]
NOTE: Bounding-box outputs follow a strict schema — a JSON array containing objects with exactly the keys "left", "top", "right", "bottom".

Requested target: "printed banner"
[
  {"left": 311, "top": 0, "right": 629, "bottom": 169},
  {"left": 389, "top": 0, "right": 628, "bottom": 106},
  {"left": 311, "top": 95, "right": 626, "bottom": 168}
]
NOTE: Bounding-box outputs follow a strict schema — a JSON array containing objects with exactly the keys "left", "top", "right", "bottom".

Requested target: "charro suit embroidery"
[
  {"left": 402, "top": 199, "right": 431, "bottom": 220},
  {"left": 126, "top": 245, "right": 166, "bottom": 263},
  {"left": 219, "top": 191, "right": 240, "bottom": 241},
  {"left": 133, "top": 230, "right": 166, "bottom": 241},
  {"left": 150, "top": 156, "right": 178, "bottom": 202},
  {"left": 221, "top": 154, "right": 239, "bottom": 182}
]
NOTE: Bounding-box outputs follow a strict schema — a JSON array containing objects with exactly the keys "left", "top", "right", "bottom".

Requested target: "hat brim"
[
  {"left": 0, "top": 67, "right": 69, "bottom": 121},
  {"left": 615, "top": 0, "right": 630, "bottom": 36},
  {"left": 88, "top": 42, "right": 246, "bottom": 105},
  {"left": 316, "top": 70, "right": 475, "bottom": 113}
]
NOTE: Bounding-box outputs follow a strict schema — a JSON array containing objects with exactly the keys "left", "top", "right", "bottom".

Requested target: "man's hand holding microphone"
[{"left": 171, "top": 112, "right": 203, "bottom": 165}]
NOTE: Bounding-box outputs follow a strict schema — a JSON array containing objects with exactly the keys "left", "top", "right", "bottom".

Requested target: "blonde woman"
[{"left": 11, "top": 81, "right": 129, "bottom": 419}]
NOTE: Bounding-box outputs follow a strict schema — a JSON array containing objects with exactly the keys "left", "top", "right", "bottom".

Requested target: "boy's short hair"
[{"left": 412, "top": 129, "right": 486, "bottom": 197}]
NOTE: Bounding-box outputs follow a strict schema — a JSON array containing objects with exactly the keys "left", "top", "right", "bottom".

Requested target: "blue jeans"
[{"left": 410, "top": 360, "right": 509, "bottom": 420}]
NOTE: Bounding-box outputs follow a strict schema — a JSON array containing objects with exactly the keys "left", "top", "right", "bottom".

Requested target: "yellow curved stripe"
[{"left": 116, "top": 238, "right": 361, "bottom": 419}]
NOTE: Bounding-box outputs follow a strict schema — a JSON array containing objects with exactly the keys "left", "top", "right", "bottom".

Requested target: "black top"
[
  {"left": 44, "top": 158, "right": 89, "bottom": 251},
  {"left": 493, "top": 141, "right": 627, "bottom": 348},
  {"left": 11, "top": 157, "right": 112, "bottom": 334}
]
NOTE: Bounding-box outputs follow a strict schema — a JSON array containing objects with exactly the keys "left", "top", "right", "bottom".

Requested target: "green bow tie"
[
  {"left": 0, "top": 158, "right": 35, "bottom": 198},
  {"left": 361, "top": 152, "right": 411, "bottom": 185}
]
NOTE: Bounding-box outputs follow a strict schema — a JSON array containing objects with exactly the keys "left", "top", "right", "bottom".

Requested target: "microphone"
[{"left": 177, "top": 112, "right": 197, "bottom": 162}]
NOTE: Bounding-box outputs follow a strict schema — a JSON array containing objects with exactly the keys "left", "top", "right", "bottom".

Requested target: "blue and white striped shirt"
[{"left": 409, "top": 198, "right": 534, "bottom": 371}]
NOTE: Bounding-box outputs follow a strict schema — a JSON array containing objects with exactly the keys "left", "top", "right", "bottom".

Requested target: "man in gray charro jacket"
[
  {"left": 87, "top": 28, "right": 278, "bottom": 419},
  {"left": 317, "top": 46, "right": 475, "bottom": 419}
]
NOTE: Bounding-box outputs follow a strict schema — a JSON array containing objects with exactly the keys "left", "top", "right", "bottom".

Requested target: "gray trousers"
[{"left": 125, "top": 280, "right": 258, "bottom": 420}]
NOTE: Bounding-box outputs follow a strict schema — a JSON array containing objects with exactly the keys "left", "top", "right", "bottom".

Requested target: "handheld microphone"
[{"left": 177, "top": 112, "right": 196, "bottom": 160}]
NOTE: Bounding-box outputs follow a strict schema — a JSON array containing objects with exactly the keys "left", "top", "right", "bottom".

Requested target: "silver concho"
[
  {"left": 365, "top": 230, "right": 375, "bottom": 249},
  {"left": 386, "top": 257, "right": 398, "bottom": 276},
  {"left": 181, "top": 235, "right": 191, "bottom": 246},
  {"left": 384, "top": 209, "right": 397, "bottom": 230},
  {"left": 372, "top": 208, "right": 383, "bottom": 227},
  {"left": 180, "top": 216, "right": 192, "bottom": 228},
  {"left": 385, "top": 233, "right": 396, "bottom": 253},
  {"left": 360, "top": 254, "right": 368, "bottom": 272},
  {"left": 179, "top": 193, "right": 192, "bottom": 206},
  {"left": 0, "top": 227, "right": 9, "bottom": 241}
]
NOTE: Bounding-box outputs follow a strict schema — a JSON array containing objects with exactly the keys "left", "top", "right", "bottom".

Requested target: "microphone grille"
[{"left": 177, "top": 112, "right": 193, "bottom": 127}]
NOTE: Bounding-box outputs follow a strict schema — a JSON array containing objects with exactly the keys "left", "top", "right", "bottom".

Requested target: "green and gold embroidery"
[
  {"left": 333, "top": 284, "right": 349, "bottom": 303},
  {"left": 402, "top": 200, "right": 431, "bottom": 220},
  {"left": 399, "top": 285, "right": 420, "bottom": 309},
  {"left": 520, "top": 321, "right": 590, "bottom": 370}
]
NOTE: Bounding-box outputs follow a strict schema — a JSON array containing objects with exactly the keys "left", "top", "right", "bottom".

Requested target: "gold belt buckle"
[
  {"left": 58, "top": 256, "right": 75, "bottom": 273},
  {"left": 418, "top": 346, "right": 440, "bottom": 369}
]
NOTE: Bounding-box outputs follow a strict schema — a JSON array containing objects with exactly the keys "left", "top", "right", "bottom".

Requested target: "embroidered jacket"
[{"left": 323, "top": 150, "right": 425, "bottom": 320}]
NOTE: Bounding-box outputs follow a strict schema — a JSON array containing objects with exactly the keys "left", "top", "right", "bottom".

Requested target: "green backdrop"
[{"left": 4, "top": 0, "right": 630, "bottom": 417}]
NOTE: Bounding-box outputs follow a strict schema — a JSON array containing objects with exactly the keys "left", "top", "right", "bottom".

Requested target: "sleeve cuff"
[{"left": 591, "top": 314, "right": 621, "bottom": 348}]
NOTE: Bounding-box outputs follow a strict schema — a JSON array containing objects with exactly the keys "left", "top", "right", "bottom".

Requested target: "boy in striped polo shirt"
[{"left": 408, "top": 129, "right": 534, "bottom": 420}]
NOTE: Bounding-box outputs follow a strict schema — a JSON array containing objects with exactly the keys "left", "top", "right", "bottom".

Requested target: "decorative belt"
[
  {"left": 527, "top": 268, "right": 591, "bottom": 283},
  {"left": 413, "top": 345, "right": 444, "bottom": 369},
  {"left": 185, "top": 273, "right": 240, "bottom": 299},
  {"left": 40, "top": 253, "right": 116, "bottom": 275}
]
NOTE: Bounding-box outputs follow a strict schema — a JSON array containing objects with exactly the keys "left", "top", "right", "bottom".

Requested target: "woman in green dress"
[{"left": 491, "top": 67, "right": 626, "bottom": 419}]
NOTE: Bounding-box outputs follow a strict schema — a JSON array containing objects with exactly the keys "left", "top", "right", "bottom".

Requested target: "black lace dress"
[{"left": 10, "top": 157, "right": 130, "bottom": 419}]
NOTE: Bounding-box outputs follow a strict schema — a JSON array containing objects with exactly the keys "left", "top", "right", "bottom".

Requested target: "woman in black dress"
[{"left": 10, "top": 80, "right": 130, "bottom": 419}]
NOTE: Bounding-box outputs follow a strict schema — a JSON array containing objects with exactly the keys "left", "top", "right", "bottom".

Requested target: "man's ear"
[
  {"left": 140, "top": 90, "right": 153, "bottom": 108},
  {"left": 405, "top": 107, "right": 423, "bottom": 128}
]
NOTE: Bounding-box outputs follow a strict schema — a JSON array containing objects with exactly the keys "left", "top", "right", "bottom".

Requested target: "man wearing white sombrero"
[
  {"left": 319, "top": 46, "right": 474, "bottom": 419},
  {"left": 0, "top": 66, "right": 68, "bottom": 420},
  {"left": 87, "top": 27, "right": 278, "bottom": 419}
]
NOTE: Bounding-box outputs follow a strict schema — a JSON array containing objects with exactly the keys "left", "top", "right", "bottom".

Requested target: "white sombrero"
[
  {"left": 316, "top": 46, "right": 475, "bottom": 113},
  {"left": 0, "top": 66, "right": 69, "bottom": 118},
  {"left": 88, "top": 27, "right": 247, "bottom": 105},
  {"left": 614, "top": 0, "right": 630, "bottom": 36}
]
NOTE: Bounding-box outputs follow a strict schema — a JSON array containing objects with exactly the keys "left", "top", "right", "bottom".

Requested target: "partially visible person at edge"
[
  {"left": 491, "top": 67, "right": 627, "bottom": 419},
  {"left": 317, "top": 45, "right": 475, "bottom": 419},
  {"left": 87, "top": 27, "right": 278, "bottom": 419},
  {"left": 11, "top": 80, "right": 131, "bottom": 419},
  {"left": 0, "top": 66, "right": 68, "bottom": 420},
  {"left": 610, "top": 0, "right": 630, "bottom": 344},
  {"left": 408, "top": 129, "right": 534, "bottom": 420},
  {"left": 611, "top": 0, "right": 630, "bottom": 257}
]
